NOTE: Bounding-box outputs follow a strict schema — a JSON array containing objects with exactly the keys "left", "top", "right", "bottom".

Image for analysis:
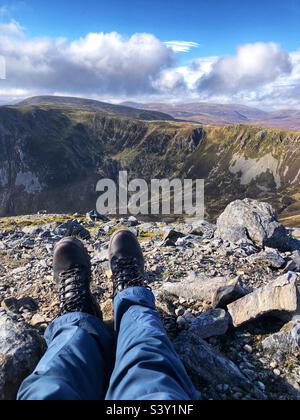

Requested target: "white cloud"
[
  {"left": 197, "top": 42, "right": 292, "bottom": 94},
  {"left": 0, "top": 23, "right": 176, "bottom": 96},
  {"left": 0, "top": 20, "right": 24, "bottom": 36},
  {"left": 0, "top": 21, "right": 299, "bottom": 110},
  {"left": 195, "top": 48, "right": 300, "bottom": 109},
  {"left": 164, "top": 41, "right": 200, "bottom": 53},
  {"left": 152, "top": 68, "right": 187, "bottom": 92}
]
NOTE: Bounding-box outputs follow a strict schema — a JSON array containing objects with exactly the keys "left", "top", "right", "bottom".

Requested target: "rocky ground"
[{"left": 0, "top": 199, "right": 300, "bottom": 400}]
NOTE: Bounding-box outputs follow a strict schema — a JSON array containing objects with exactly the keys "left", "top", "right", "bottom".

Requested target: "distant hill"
[
  {"left": 18, "top": 96, "right": 174, "bottom": 121},
  {"left": 255, "top": 109, "right": 300, "bottom": 131},
  {"left": 122, "top": 102, "right": 300, "bottom": 131}
]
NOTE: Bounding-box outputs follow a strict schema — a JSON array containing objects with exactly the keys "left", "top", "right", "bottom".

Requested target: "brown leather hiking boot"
[
  {"left": 53, "top": 237, "right": 102, "bottom": 318},
  {"left": 109, "top": 230, "right": 151, "bottom": 296}
]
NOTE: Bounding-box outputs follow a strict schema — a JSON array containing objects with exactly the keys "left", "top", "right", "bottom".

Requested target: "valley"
[{"left": 0, "top": 96, "right": 299, "bottom": 226}]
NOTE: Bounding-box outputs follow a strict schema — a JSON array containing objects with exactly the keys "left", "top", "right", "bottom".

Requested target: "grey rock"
[
  {"left": 228, "top": 273, "right": 298, "bottom": 327},
  {"left": 192, "top": 221, "right": 216, "bottom": 239},
  {"left": 21, "top": 239, "right": 35, "bottom": 249},
  {"left": 212, "top": 281, "right": 248, "bottom": 309},
  {"left": 175, "top": 236, "right": 198, "bottom": 248},
  {"left": 215, "top": 199, "right": 299, "bottom": 252},
  {"left": 86, "top": 210, "right": 109, "bottom": 223},
  {"left": 22, "top": 226, "right": 43, "bottom": 235},
  {"left": 169, "top": 223, "right": 194, "bottom": 236},
  {"left": 1, "top": 297, "right": 38, "bottom": 314},
  {"left": 187, "top": 309, "right": 230, "bottom": 339},
  {"left": 128, "top": 216, "right": 139, "bottom": 227},
  {"left": 174, "top": 331, "right": 264, "bottom": 399},
  {"left": 248, "top": 248, "right": 286, "bottom": 269},
  {"left": 1, "top": 298, "right": 20, "bottom": 314},
  {"left": 0, "top": 315, "right": 45, "bottom": 400},
  {"left": 163, "top": 273, "right": 245, "bottom": 304},
  {"left": 283, "top": 251, "right": 300, "bottom": 273},
  {"left": 30, "top": 314, "right": 47, "bottom": 327},
  {"left": 55, "top": 220, "right": 90, "bottom": 240},
  {"left": 262, "top": 321, "right": 300, "bottom": 354},
  {"left": 162, "top": 229, "right": 185, "bottom": 246}
]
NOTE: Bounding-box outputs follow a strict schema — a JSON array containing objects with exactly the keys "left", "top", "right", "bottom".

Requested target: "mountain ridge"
[{"left": 17, "top": 96, "right": 175, "bottom": 122}]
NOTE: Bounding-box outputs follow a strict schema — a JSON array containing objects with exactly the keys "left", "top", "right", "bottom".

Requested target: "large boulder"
[
  {"left": 0, "top": 315, "right": 45, "bottom": 400},
  {"left": 174, "top": 330, "right": 265, "bottom": 399},
  {"left": 215, "top": 199, "right": 299, "bottom": 252},
  {"left": 163, "top": 273, "right": 247, "bottom": 305},
  {"left": 228, "top": 273, "right": 298, "bottom": 327}
]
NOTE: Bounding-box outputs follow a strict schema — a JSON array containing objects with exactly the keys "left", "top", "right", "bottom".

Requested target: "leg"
[
  {"left": 18, "top": 313, "right": 113, "bottom": 400},
  {"left": 18, "top": 236, "right": 113, "bottom": 400},
  {"left": 106, "top": 287, "right": 199, "bottom": 400},
  {"left": 106, "top": 230, "right": 199, "bottom": 401}
]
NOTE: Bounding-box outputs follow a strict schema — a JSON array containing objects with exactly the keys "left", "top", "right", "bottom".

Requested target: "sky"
[{"left": 0, "top": 0, "right": 299, "bottom": 109}]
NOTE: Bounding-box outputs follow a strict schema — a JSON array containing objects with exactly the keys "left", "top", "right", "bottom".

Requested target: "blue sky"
[
  {"left": 0, "top": 0, "right": 299, "bottom": 108},
  {"left": 5, "top": 0, "right": 300, "bottom": 59}
]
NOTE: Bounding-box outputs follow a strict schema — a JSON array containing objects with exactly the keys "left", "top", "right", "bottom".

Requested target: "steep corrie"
[{"left": 0, "top": 105, "right": 299, "bottom": 223}]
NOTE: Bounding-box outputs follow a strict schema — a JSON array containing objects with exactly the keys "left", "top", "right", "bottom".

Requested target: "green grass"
[{"left": 0, "top": 214, "right": 78, "bottom": 232}]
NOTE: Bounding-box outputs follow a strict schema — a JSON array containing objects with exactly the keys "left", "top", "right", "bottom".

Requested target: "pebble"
[
  {"left": 270, "top": 361, "right": 278, "bottom": 369},
  {"left": 175, "top": 307, "right": 185, "bottom": 317},
  {"left": 243, "top": 345, "right": 253, "bottom": 354},
  {"left": 31, "top": 314, "right": 47, "bottom": 326},
  {"left": 273, "top": 369, "right": 281, "bottom": 377}
]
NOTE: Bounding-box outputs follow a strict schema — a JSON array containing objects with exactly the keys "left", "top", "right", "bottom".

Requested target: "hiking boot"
[
  {"left": 109, "top": 230, "right": 151, "bottom": 296},
  {"left": 53, "top": 237, "right": 102, "bottom": 318}
]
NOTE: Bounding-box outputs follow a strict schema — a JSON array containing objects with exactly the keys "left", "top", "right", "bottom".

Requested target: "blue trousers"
[{"left": 17, "top": 288, "right": 199, "bottom": 400}]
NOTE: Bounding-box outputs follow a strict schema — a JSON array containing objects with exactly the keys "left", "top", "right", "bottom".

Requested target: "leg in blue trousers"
[
  {"left": 17, "top": 232, "right": 199, "bottom": 401},
  {"left": 106, "top": 287, "right": 199, "bottom": 400},
  {"left": 17, "top": 313, "right": 114, "bottom": 400},
  {"left": 18, "top": 288, "right": 198, "bottom": 400}
]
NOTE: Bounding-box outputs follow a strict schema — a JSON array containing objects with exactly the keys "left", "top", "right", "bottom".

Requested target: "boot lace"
[
  {"left": 59, "top": 266, "right": 92, "bottom": 314},
  {"left": 111, "top": 256, "right": 151, "bottom": 296}
]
